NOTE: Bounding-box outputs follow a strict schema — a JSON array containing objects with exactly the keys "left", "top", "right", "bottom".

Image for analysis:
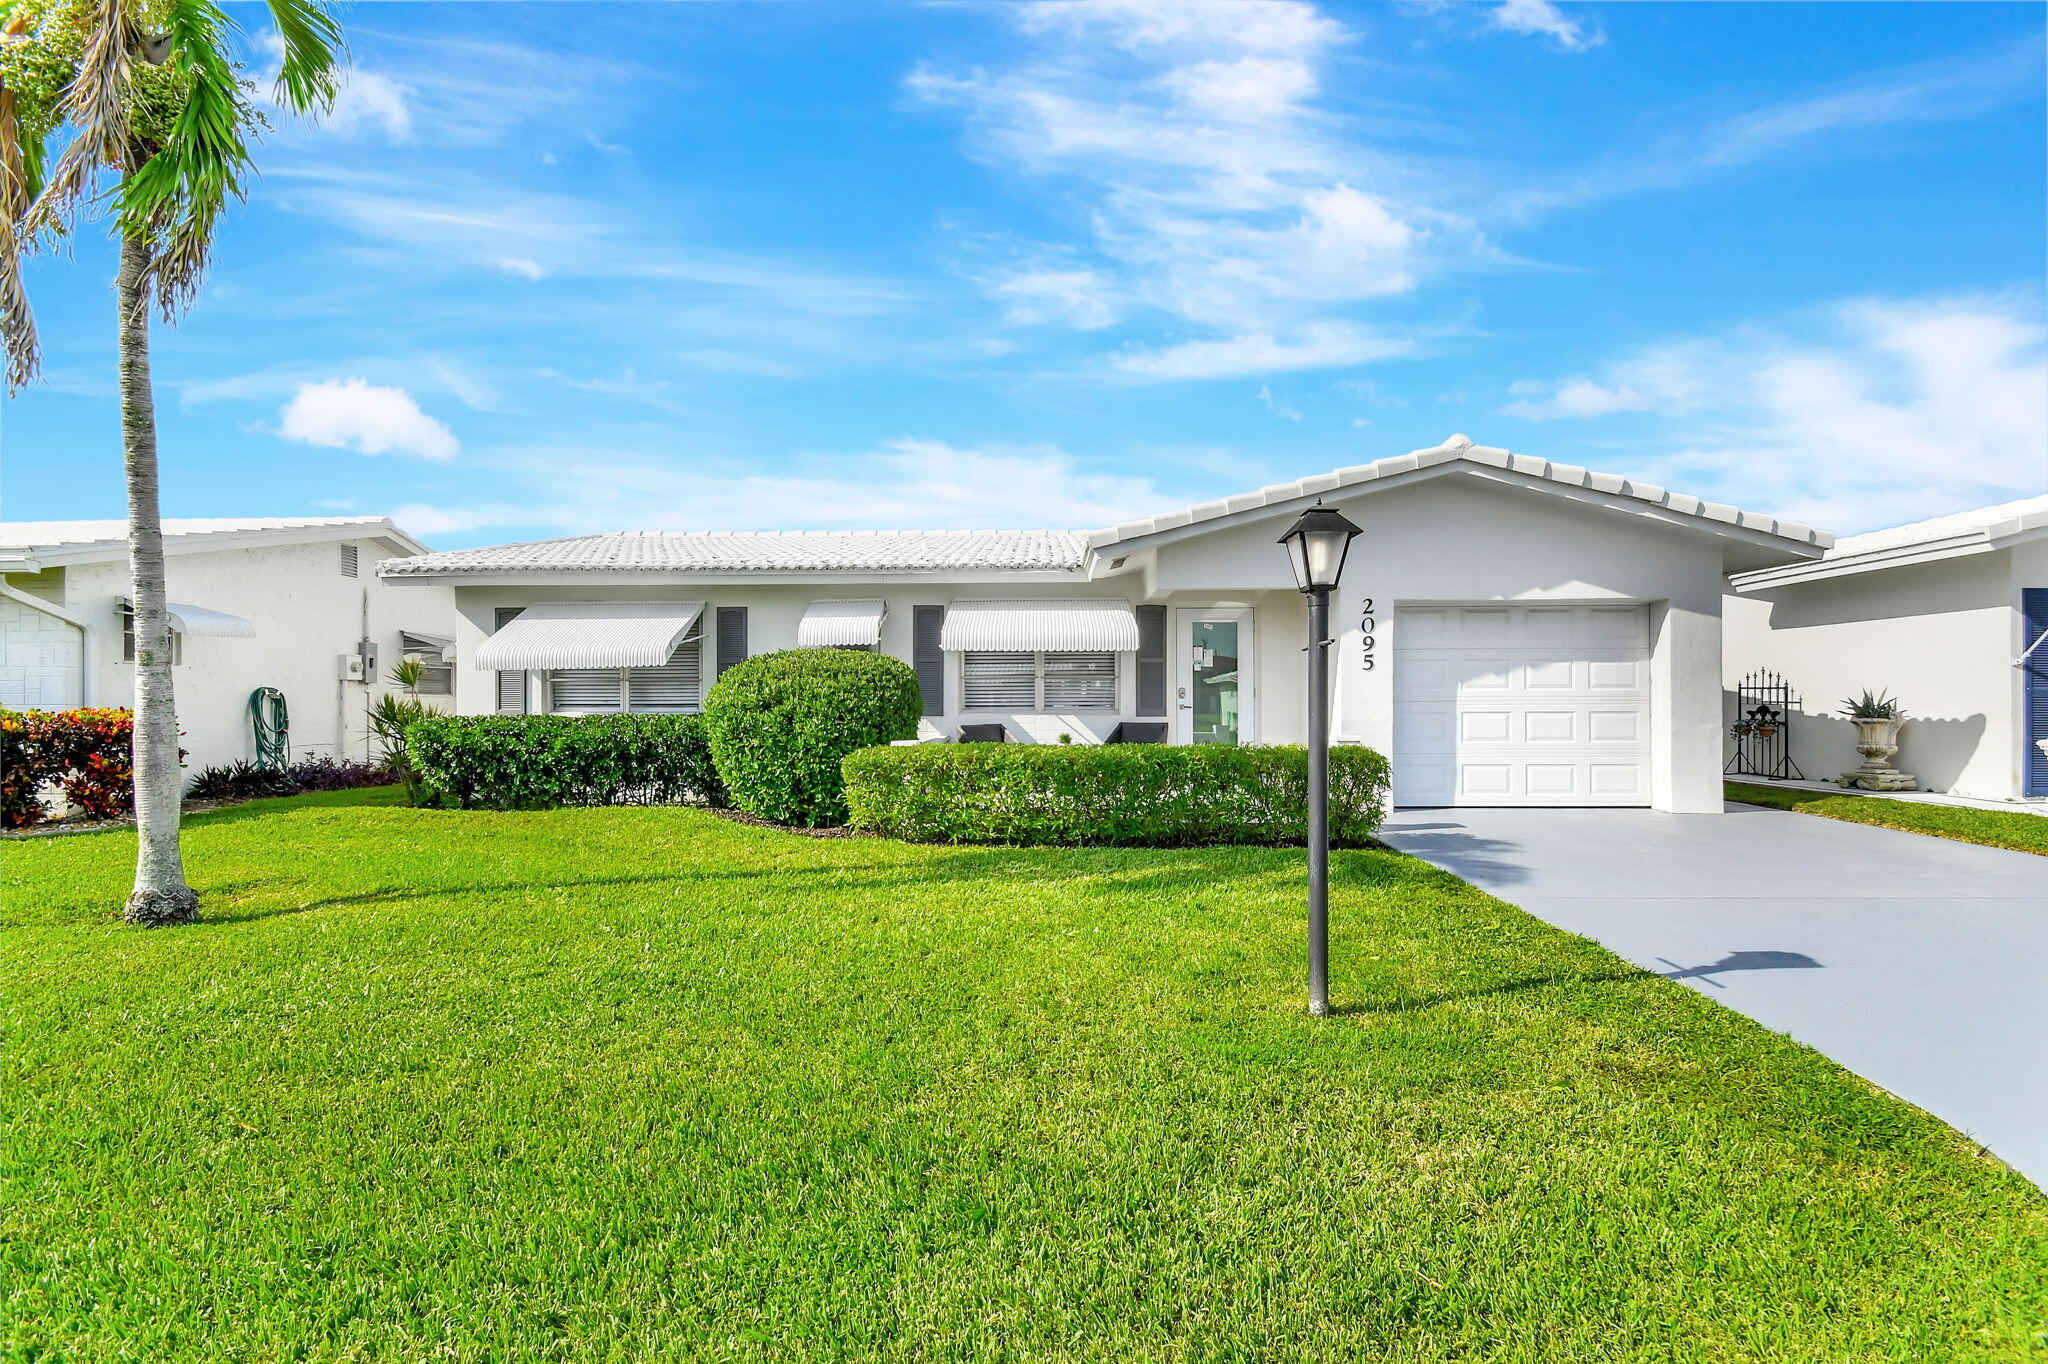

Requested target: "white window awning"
[
  {"left": 121, "top": 598, "right": 256, "bottom": 638},
  {"left": 473, "top": 601, "right": 705, "bottom": 671},
  {"left": 400, "top": 630, "right": 455, "bottom": 663},
  {"left": 797, "top": 599, "right": 886, "bottom": 648},
  {"left": 940, "top": 599, "right": 1140, "bottom": 652}
]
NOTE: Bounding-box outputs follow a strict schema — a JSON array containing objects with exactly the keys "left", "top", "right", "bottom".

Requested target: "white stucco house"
[
  {"left": 1725, "top": 495, "right": 2048, "bottom": 802},
  {"left": 380, "top": 435, "right": 1831, "bottom": 813},
  {"left": 0, "top": 517, "right": 458, "bottom": 776}
]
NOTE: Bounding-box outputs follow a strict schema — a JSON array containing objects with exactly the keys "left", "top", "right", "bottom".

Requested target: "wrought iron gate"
[{"left": 1726, "top": 669, "right": 1804, "bottom": 781}]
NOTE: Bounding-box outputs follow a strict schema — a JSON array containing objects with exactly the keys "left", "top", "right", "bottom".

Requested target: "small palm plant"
[
  {"left": 1838, "top": 689, "right": 1902, "bottom": 722},
  {"left": 367, "top": 656, "right": 439, "bottom": 803}
]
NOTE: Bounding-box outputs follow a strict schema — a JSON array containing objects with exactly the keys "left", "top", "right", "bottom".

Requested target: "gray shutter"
[
  {"left": 913, "top": 605, "right": 946, "bottom": 716},
  {"left": 717, "top": 606, "right": 748, "bottom": 677},
  {"left": 1135, "top": 604, "right": 1167, "bottom": 716},
  {"left": 493, "top": 607, "right": 527, "bottom": 714}
]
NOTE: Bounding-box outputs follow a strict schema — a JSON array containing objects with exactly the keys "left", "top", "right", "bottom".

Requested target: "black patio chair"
[
  {"left": 1106, "top": 722, "right": 1168, "bottom": 744},
  {"left": 957, "top": 723, "right": 1010, "bottom": 743}
]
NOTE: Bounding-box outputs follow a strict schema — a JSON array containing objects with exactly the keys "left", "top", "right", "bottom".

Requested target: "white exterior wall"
[
  {"left": 429, "top": 578, "right": 1188, "bottom": 744},
  {"left": 1724, "top": 539, "right": 2042, "bottom": 801},
  {"left": 1, "top": 537, "right": 457, "bottom": 778},
  {"left": 1145, "top": 477, "right": 1731, "bottom": 812},
  {"left": 0, "top": 578, "right": 85, "bottom": 709}
]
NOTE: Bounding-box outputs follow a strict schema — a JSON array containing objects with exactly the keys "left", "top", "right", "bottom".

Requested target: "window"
[
  {"left": 398, "top": 631, "right": 454, "bottom": 696},
  {"left": 494, "top": 607, "right": 527, "bottom": 713},
  {"left": 962, "top": 651, "right": 1117, "bottom": 711},
  {"left": 548, "top": 634, "right": 704, "bottom": 714},
  {"left": 119, "top": 605, "right": 182, "bottom": 665},
  {"left": 340, "top": 543, "right": 359, "bottom": 578}
]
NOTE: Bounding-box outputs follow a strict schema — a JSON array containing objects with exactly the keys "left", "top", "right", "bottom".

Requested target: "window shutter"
[
  {"left": 1135, "top": 604, "right": 1166, "bottom": 716},
  {"left": 717, "top": 606, "right": 748, "bottom": 677},
  {"left": 549, "top": 669, "right": 624, "bottom": 712},
  {"left": 1043, "top": 652, "right": 1118, "bottom": 712},
  {"left": 340, "top": 544, "right": 359, "bottom": 578},
  {"left": 962, "top": 652, "right": 1037, "bottom": 710},
  {"left": 913, "top": 605, "right": 946, "bottom": 716},
  {"left": 627, "top": 636, "right": 703, "bottom": 711},
  {"left": 2026, "top": 588, "right": 2048, "bottom": 797},
  {"left": 493, "top": 607, "right": 527, "bottom": 714}
]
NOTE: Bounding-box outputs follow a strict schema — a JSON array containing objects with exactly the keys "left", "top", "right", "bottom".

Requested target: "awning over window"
[
  {"left": 940, "top": 599, "right": 1140, "bottom": 652},
  {"left": 121, "top": 598, "right": 257, "bottom": 638},
  {"left": 400, "top": 630, "right": 455, "bottom": 663},
  {"left": 473, "top": 601, "right": 705, "bottom": 671},
  {"left": 797, "top": 599, "right": 886, "bottom": 648}
]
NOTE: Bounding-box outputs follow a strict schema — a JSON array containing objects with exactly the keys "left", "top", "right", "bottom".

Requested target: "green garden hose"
[{"left": 250, "top": 687, "right": 289, "bottom": 769}]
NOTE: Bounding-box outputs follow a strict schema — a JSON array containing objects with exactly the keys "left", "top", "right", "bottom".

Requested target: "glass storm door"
[{"left": 1178, "top": 609, "right": 1254, "bottom": 745}]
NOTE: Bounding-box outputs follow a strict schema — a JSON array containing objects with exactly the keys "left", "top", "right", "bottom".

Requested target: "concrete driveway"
[{"left": 1380, "top": 803, "right": 2048, "bottom": 1188}]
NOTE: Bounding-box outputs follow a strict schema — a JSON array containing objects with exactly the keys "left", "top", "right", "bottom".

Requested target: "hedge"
[
  {"left": 186, "top": 757, "right": 397, "bottom": 803},
  {"left": 702, "top": 649, "right": 922, "bottom": 827},
  {"left": 842, "top": 743, "right": 1391, "bottom": 847},
  {"left": 403, "top": 714, "right": 725, "bottom": 811},
  {"left": 1, "top": 708, "right": 137, "bottom": 828}
]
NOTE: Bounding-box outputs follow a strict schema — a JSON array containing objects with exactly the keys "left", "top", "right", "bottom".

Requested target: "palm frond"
[
  {"left": 0, "top": 3, "right": 44, "bottom": 386},
  {"left": 32, "top": 0, "right": 134, "bottom": 228},
  {"left": 124, "top": 0, "right": 251, "bottom": 312},
  {"left": 262, "top": 0, "right": 340, "bottom": 115}
]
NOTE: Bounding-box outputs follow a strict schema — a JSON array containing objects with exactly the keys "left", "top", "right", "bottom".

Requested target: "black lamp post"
[{"left": 1278, "top": 500, "right": 1363, "bottom": 1017}]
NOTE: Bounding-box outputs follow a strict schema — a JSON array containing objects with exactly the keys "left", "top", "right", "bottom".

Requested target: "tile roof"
[
  {"left": 1088, "top": 434, "right": 1833, "bottom": 551},
  {"left": 380, "top": 529, "right": 1091, "bottom": 577},
  {"left": 1826, "top": 495, "right": 2048, "bottom": 557},
  {"left": 1, "top": 516, "right": 400, "bottom": 554}
]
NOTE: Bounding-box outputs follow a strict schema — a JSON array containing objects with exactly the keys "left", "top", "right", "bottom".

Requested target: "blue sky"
[{"left": 6, "top": 0, "right": 2044, "bottom": 548}]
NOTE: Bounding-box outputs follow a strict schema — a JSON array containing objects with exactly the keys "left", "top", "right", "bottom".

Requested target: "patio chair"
[
  {"left": 1106, "top": 722, "right": 1168, "bottom": 744},
  {"left": 956, "top": 723, "right": 1010, "bottom": 743}
]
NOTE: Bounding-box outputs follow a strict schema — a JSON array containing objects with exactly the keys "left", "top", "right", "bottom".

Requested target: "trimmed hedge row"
[
  {"left": 404, "top": 714, "right": 725, "bottom": 810},
  {"left": 842, "top": 743, "right": 1390, "bottom": 847},
  {"left": 703, "top": 649, "right": 922, "bottom": 827}
]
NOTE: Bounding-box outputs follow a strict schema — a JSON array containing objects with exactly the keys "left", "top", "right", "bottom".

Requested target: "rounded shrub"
[
  {"left": 702, "top": 648, "right": 923, "bottom": 826},
  {"left": 842, "top": 742, "right": 1390, "bottom": 847}
]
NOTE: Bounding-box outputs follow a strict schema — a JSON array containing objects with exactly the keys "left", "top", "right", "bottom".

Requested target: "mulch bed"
[{"left": 704, "top": 807, "right": 862, "bottom": 839}]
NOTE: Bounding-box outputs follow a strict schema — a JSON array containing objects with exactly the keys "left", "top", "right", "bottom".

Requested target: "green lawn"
[
  {"left": 1727, "top": 781, "right": 2048, "bottom": 855},
  {"left": 5, "top": 790, "right": 2043, "bottom": 1362}
]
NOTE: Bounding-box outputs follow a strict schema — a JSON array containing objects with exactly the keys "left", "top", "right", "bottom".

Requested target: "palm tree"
[{"left": 1, "top": 0, "right": 342, "bottom": 923}]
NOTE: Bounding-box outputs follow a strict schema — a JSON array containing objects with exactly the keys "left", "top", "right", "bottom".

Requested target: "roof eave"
[
  {"left": 374, "top": 565, "right": 1092, "bottom": 586},
  {"left": 1731, "top": 519, "right": 2045, "bottom": 593}
]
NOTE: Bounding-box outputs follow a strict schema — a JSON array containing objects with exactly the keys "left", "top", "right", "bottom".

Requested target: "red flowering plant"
[{"left": 0, "top": 709, "right": 159, "bottom": 828}]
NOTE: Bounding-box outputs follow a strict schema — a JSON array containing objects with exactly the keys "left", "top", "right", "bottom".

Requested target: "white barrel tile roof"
[{"left": 384, "top": 529, "right": 1090, "bottom": 576}]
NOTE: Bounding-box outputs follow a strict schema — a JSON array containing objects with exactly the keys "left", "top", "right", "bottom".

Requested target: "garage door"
[{"left": 1393, "top": 604, "right": 1650, "bottom": 807}]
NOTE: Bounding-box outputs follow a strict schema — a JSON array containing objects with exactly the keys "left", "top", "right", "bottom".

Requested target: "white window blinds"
[
  {"left": 548, "top": 634, "right": 704, "bottom": 713},
  {"left": 962, "top": 651, "right": 1117, "bottom": 711}
]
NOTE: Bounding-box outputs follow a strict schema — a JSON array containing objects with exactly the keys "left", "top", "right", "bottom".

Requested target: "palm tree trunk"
[{"left": 117, "top": 231, "right": 197, "bottom": 926}]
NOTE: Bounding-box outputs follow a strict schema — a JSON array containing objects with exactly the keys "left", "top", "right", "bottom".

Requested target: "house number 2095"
[{"left": 1359, "top": 598, "right": 1376, "bottom": 671}]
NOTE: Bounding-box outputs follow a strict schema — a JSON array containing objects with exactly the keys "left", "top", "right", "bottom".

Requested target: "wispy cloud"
[
  {"left": 1111, "top": 320, "right": 1409, "bottom": 381},
  {"left": 1488, "top": 0, "right": 1603, "bottom": 53},
  {"left": 1501, "top": 293, "right": 2048, "bottom": 529},
  {"left": 910, "top": 0, "right": 1482, "bottom": 378},
  {"left": 387, "top": 436, "right": 1200, "bottom": 537}
]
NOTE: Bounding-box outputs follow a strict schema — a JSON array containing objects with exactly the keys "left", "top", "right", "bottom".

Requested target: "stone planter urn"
[{"left": 1841, "top": 717, "right": 1917, "bottom": 791}]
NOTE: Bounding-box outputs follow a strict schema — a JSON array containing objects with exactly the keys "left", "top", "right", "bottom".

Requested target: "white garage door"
[{"left": 1393, "top": 605, "right": 1651, "bottom": 807}]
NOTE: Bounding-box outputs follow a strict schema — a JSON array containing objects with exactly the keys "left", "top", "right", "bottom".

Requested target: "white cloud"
[
  {"left": 1111, "top": 321, "right": 1408, "bottom": 380},
  {"left": 326, "top": 69, "right": 415, "bottom": 139},
  {"left": 1489, "top": 0, "right": 1603, "bottom": 53},
  {"left": 1257, "top": 385, "right": 1302, "bottom": 422},
  {"left": 381, "top": 436, "right": 1197, "bottom": 537},
  {"left": 278, "top": 379, "right": 461, "bottom": 461},
  {"left": 494, "top": 256, "right": 547, "bottom": 281},
  {"left": 1500, "top": 294, "right": 2048, "bottom": 529},
  {"left": 990, "top": 268, "right": 1119, "bottom": 329},
  {"left": 911, "top": 0, "right": 1473, "bottom": 376}
]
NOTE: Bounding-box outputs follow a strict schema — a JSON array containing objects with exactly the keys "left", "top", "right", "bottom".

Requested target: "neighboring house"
[
  {"left": 1725, "top": 496, "right": 2048, "bottom": 802},
  {"left": 380, "top": 434, "right": 1829, "bottom": 813},
  {"left": 0, "top": 517, "right": 458, "bottom": 777}
]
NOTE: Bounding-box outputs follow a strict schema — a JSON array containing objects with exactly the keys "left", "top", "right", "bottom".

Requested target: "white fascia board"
[
  {"left": 1729, "top": 535, "right": 2001, "bottom": 592},
  {"left": 21, "top": 520, "right": 426, "bottom": 567}
]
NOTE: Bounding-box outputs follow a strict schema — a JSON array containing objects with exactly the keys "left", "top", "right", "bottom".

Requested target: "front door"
[{"left": 1176, "top": 608, "right": 1255, "bottom": 745}]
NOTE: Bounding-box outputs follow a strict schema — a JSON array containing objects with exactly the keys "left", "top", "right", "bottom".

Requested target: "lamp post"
[{"left": 1279, "top": 500, "right": 1363, "bottom": 1017}]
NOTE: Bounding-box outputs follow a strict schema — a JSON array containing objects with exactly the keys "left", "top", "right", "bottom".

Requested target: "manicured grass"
[
  {"left": 5, "top": 790, "right": 2043, "bottom": 1362},
  {"left": 1727, "top": 781, "right": 2048, "bottom": 855}
]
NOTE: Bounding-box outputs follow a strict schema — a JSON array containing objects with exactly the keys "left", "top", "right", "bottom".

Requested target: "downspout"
[{"left": 0, "top": 580, "right": 93, "bottom": 706}]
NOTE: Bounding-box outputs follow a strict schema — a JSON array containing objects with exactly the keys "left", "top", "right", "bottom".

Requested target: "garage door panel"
[{"left": 1394, "top": 605, "right": 1650, "bottom": 808}]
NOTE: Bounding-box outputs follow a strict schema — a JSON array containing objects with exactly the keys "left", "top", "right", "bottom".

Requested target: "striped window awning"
[
  {"left": 473, "top": 601, "right": 706, "bottom": 671},
  {"left": 121, "top": 598, "right": 257, "bottom": 638},
  {"left": 797, "top": 599, "right": 886, "bottom": 648},
  {"left": 940, "top": 599, "right": 1140, "bottom": 652}
]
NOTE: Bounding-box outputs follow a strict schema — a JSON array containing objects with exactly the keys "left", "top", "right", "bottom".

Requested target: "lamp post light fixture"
[{"left": 1278, "top": 500, "right": 1363, "bottom": 1017}]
